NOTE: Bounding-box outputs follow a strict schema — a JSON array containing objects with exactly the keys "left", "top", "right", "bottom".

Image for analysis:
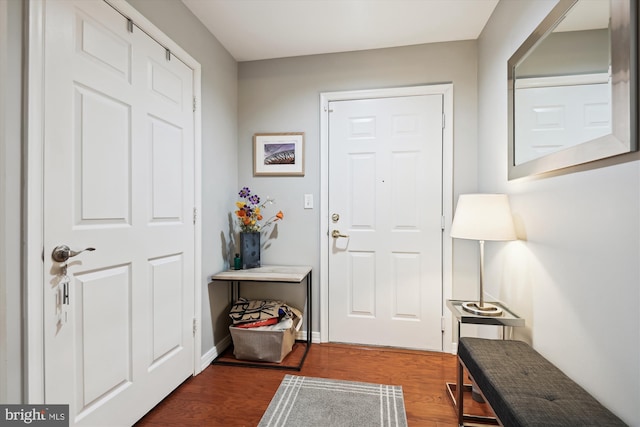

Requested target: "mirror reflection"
[
  {"left": 508, "top": 0, "right": 636, "bottom": 180},
  {"left": 514, "top": 0, "right": 611, "bottom": 165}
]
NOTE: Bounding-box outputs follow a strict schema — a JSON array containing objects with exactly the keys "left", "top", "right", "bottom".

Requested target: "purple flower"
[
  {"left": 239, "top": 187, "right": 251, "bottom": 198},
  {"left": 248, "top": 194, "right": 260, "bottom": 205}
]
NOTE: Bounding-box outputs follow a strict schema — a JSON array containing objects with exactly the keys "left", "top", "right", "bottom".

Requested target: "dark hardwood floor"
[{"left": 136, "top": 343, "right": 494, "bottom": 426}]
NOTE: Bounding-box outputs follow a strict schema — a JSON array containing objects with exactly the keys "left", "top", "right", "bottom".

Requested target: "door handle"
[
  {"left": 51, "top": 245, "right": 96, "bottom": 263},
  {"left": 331, "top": 230, "right": 349, "bottom": 239}
]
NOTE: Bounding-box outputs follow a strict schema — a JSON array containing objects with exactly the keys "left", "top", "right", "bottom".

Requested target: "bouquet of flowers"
[{"left": 235, "top": 186, "right": 284, "bottom": 233}]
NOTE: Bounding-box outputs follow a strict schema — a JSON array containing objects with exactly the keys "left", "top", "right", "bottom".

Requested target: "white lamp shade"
[{"left": 450, "top": 194, "right": 517, "bottom": 241}]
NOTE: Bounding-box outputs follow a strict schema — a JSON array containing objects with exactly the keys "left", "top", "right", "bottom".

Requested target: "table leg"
[
  {"left": 296, "top": 271, "right": 312, "bottom": 369},
  {"left": 307, "top": 272, "right": 312, "bottom": 346},
  {"left": 457, "top": 357, "right": 464, "bottom": 425}
]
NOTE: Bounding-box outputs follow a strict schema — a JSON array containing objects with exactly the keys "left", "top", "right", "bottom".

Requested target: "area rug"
[{"left": 258, "top": 375, "right": 408, "bottom": 427}]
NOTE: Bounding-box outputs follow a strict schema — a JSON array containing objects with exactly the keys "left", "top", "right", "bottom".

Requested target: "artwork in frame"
[{"left": 253, "top": 132, "right": 305, "bottom": 176}]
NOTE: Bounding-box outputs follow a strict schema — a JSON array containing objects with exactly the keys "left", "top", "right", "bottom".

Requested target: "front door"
[
  {"left": 328, "top": 94, "right": 444, "bottom": 351},
  {"left": 42, "top": 1, "right": 195, "bottom": 425}
]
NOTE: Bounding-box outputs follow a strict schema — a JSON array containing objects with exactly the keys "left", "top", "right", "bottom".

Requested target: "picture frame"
[{"left": 253, "top": 132, "right": 305, "bottom": 176}]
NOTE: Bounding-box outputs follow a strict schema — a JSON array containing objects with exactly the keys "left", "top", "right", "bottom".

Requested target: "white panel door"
[
  {"left": 515, "top": 82, "right": 611, "bottom": 164},
  {"left": 42, "top": 1, "right": 195, "bottom": 425},
  {"left": 328, "top": 95, "right": 443, "bottom": 351}
]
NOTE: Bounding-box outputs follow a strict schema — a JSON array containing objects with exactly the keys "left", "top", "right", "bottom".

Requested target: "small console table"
[
  {"left": 210, "top": 265, "right": 312, "bottom": 370},
  {"left": 447, "top": 299, "right": 524, "bottom": 340},
  {"left": 446, "top": 299, "right": 525, "bottom": 426}
]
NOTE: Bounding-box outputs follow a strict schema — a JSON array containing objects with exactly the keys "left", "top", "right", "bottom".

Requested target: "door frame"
[
  {"left": 25, "top": 0, "right": 203, "bottom": 402},
  {"left": 319, "top": 85, "right": 454, "bottom": 353}
]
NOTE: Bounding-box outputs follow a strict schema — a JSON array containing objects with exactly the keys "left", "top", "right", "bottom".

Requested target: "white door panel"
[
  {"left": 328, "top": 95, "right": 443, "bottom": 351},
  {"left": 43, "top": 1, "right": 195, "bottom": 425},
  {"left": 515, "top": 81, "right": 611, "bottom": 164},
  {"left": 75, "top": 266, "right": 131, "bottom": 407},
  {"left": 75, "top": 85, "right": 131, "bottom": 221}
]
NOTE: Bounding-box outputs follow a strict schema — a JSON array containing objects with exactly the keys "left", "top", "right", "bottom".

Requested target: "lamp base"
[{"left": 462, "top": 301, "right": 503, "bottom": 317}]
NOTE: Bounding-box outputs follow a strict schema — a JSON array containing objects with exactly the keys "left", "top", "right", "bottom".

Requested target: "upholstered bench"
[{"left": 456, "top": 337, "right": 626, "bottom": 426}]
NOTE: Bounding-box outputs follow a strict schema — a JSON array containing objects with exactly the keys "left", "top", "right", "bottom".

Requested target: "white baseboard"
[
  {"left": 296, "top": 330, "right": 321, "bottom": 343},
  {"left": 199, "top": 335, "right": 231, "bottom": 371}
]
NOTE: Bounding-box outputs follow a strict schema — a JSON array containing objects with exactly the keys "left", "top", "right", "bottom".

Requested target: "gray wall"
[
  {"left": 517, "top": 29, "right": 610, "bottom": 77},
  {"left": 237, "top": 41, "right": 481, "bottom": 330},
  {"left": 478, "top": 0, "right": 640, "bottom": 423},
  {"left": 123, "top": 0, "right": 240, "bottom": 357}
]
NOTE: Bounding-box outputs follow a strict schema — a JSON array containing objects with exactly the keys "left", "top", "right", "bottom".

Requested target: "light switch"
[{"left": 304, "top": 194, "right": 313, "bottom": 209}]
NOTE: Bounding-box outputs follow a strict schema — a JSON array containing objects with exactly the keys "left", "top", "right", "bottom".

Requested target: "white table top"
[{"left": 210, "top": 265, "right": 312, "bottom": 283}]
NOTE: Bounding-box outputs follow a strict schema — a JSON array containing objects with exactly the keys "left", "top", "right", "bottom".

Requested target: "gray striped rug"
[{"left": 258, "top": 375, "right": 408, "bottom": 427}]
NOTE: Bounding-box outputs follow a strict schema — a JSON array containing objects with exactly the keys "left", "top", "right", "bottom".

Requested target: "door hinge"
[
  {"left": 127, "top": 18, "right": 134, "bottom": 33},
  {"left": 193, "top": 318, "right": 197, "bottom": 336},
  {"left": 193, "top": 96, "right": 197, "bottom": 112},
  {"left": 193, "top": 207, "right": 198, "bottom": 224},
  {"left": 441, "top": 317, "right": 446, "bottom": 332},
  {"left": 442, "top": 112, "right": 446, "bottom": 129},
  {"left": 165, "top": 48, "right": 171, "bottom": 61},
  {"left": 441, "top": 215, "right": 445, "bottom": 230}
]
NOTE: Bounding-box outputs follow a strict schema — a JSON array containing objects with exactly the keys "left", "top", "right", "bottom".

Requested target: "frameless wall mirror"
[{"left": 508, "top": 0, "right": 637, "bottom": 179}]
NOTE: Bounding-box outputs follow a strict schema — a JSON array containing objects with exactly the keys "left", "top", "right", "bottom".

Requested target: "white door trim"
[
  {"left": 25, "top": 0, "right": 203, "bottom": 402},
  {"left": 319, "top": 85, "right": 454, "bottom": 353}
]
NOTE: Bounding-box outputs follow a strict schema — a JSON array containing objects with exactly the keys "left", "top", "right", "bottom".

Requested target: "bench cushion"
[{"left": 458, "top": 337, "right": 626, "bottom": 427}]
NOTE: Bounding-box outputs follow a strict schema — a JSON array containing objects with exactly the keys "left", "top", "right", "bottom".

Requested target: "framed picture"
[{"left": 253, "top": 132, "right": 305, "bottom": 176}]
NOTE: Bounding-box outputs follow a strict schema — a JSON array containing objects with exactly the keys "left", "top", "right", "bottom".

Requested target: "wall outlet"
[{"left": 304, "top": 194, "right": 313, "bottom": 209}]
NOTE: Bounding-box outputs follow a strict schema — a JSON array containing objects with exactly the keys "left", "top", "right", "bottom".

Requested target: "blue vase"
[{"left": 240, "top": 232, "right": 260, "bottom": 269}]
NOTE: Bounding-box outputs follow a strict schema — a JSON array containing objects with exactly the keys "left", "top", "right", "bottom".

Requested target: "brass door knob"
[{"left": 331, "top": 230, "right": 349, "bottom": 238}]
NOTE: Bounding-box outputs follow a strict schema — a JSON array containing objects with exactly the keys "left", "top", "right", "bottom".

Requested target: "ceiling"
[{"left": 181, "top": 0, "right": 500, "bottom": 62}]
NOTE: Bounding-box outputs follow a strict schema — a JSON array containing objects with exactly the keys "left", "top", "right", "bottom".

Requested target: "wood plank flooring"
[{"left": 136, "top": 343, "right": 494, "bottom": 426}]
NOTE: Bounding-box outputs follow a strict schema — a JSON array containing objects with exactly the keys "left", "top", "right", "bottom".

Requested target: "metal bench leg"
[
  {"left": 446, "top": 357, "right": 500, "bottom": 426},
  {"left": 457, "top": 356, "right": 464, "bottom": 426}
]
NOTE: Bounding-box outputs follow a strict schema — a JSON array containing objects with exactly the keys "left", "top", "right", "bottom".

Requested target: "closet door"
[{"left": 42, "top": 1, "right": 195, "bottom": 425}]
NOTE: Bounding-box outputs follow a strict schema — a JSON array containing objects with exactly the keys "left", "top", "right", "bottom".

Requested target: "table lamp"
[{"left": 450, "top": 194, "right": 517, "bottom": 316}]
